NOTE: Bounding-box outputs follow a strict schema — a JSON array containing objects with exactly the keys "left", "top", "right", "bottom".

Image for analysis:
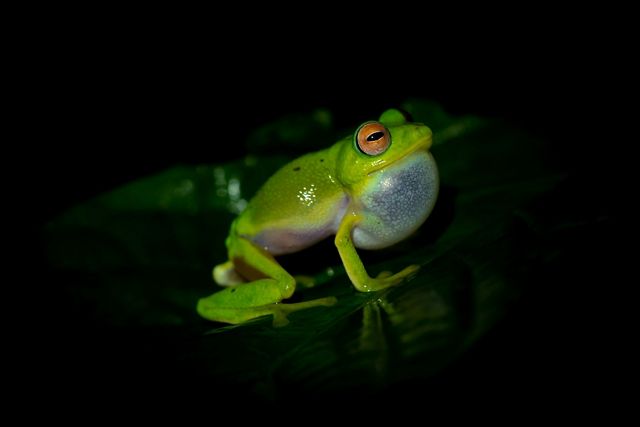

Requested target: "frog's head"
[{"left": 336, "top": 108, "right": 433, "bottom": 186}]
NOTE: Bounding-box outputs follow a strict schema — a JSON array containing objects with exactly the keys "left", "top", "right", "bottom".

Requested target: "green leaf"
[{"left": 44, "top": 99, "right": 568, "bottom": 400}]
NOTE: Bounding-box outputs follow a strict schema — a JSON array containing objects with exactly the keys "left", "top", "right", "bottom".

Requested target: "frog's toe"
[
  {"left": 382, "top": 264, "right": 421, "bottom": 287},
  {"left": 213, "top": 261, "right": 245, "bottom": 286},
  {"left": 269, "top": 296, "right": 338, "bottom": 327},
  {"left": 376, "top": 271, "right": 393, "bottom": 279},
  {"left": 294, "top": 275, "right": 316, "bottom": 288},
  {"left": 400, "top": 264, "right": 420, "bottom": 279}
]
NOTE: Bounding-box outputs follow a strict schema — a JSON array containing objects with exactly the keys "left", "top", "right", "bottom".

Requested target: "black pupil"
[{"left": 366, "top": 131, "right": 384, "bottom": 142}]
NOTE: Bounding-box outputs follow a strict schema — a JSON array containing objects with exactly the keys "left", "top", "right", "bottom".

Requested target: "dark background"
[
  {"left": 33, "top": 46, "right": 593, "bottom": 223},
  {"left": 25, "top": 38, "right": 618, "bottom": 410}
]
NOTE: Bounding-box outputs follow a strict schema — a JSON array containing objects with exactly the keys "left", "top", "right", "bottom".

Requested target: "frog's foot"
[
  {"left": 213, "top": 261, "right": 245, "bottom": 286},
  {"left": 376, "top": 271, "right": 393, "bottom": 279},
  {"left": 197, "top": 294, "right": 337, "bottom": 327},
  {"left": 294, "top": 275, "right": 316, "bottom": 288},
  {"left": 269, "top": 296, "right": 338, "bottom": 327},
  {"left": 361, "top": 264, "right": 420, "bottom": 292}
]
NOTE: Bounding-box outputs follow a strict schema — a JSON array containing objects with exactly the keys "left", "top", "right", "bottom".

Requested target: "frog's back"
[{"left": 234, "top": 146, "right": 348, "bottom": 255}]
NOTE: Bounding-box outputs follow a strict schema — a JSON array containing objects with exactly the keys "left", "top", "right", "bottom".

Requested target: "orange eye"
[{"left": 355, "top": 121, "right": 391, "bottom": 156}]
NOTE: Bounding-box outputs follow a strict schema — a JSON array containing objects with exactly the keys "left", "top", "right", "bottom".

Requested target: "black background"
[
  {"left": 23, "top": 33, "right": 619, "bottom": 412},
  {"left": 32, "top": 43, "right": 592, "bottom": 223}
]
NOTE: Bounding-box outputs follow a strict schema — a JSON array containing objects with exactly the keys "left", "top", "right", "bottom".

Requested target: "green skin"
[{"left": 197, "top": 109, "right": 439, "bottom": 326}]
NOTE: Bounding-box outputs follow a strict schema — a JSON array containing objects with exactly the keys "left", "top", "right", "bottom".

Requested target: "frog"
[{"left": 197, "top": 108, "right": 439, "bottom": 326}]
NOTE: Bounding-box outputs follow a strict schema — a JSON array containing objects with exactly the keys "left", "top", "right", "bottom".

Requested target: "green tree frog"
[{"left": 198, "top": 109, "right": 439, "bottom": 326}]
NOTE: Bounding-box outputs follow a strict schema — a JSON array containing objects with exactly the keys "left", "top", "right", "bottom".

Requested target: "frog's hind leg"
[{"left": 198, "top": 236, "right": 336, "bottom": 326}]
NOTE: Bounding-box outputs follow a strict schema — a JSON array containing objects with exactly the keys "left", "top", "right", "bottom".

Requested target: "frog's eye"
[{"left": 355, "top": 121, "right": 391, "bottom": 156}]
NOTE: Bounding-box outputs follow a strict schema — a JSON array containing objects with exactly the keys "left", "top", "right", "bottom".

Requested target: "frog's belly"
[
  {"left": 352, "top": 151, "right": 438, "bottom": 250},
  {"left": 250, "top": 227, "right": 334, "bottom": 256},
  {"left": 249, "top": 198, "right": 349, "bottom": 256}
]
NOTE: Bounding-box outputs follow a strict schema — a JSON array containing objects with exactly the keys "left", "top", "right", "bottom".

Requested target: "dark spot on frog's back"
[
  {"left": 320, "top": 158, "right": 324, "bottom": 162},
  {"left": 293, "top": 166, "right": 301, "bottom": 172}
]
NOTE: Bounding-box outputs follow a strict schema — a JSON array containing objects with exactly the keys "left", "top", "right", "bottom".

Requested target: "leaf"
[{"left": 44, "top": 99, "right": 568, "bottom": 401}]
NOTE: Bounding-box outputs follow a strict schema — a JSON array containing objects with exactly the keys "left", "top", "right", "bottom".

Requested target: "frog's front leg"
[
  {"left": 335, "top": 213, "right": 419, "bottom": 292},
  {"left": 197, "top": 235, "right": 336, "bottom": 326}
]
